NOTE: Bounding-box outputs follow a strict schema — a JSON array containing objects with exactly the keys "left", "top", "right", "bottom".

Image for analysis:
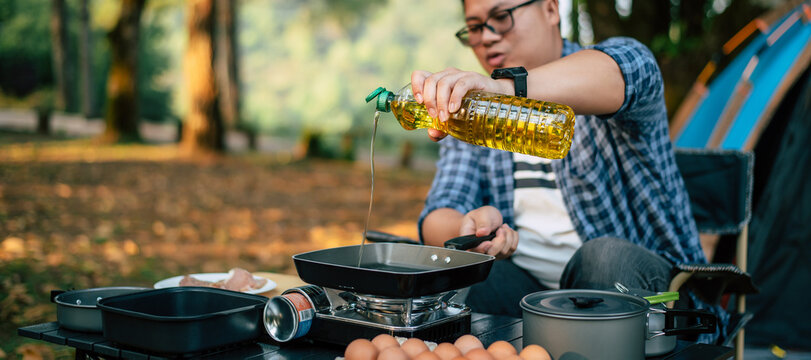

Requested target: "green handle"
[{"left": 643, "top": 292, "right": 679, "bottom": 305}]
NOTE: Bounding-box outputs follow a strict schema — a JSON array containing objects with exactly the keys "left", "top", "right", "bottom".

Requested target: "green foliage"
[
  {"left": 0, "top": 0, "right": 53, "bottom": 97},
  {"left": 0, "top": 0, "right": 174, "bottom": 121},
  {"left": 137, "top": 10, "right": 173, "bottom": 122},
  {"left": 236, "top": 0, "right": 478, "bottom": 155},
  {"left": 87, "top": 1, "right": 174, "bottom": 122},
  {"left": 650, "top": 31, "right": 704, "bottom": 58},
  {"left": 0, "top": 0, "right": 494, "bottom": 154},
  {"left": 298, "top": 0, "right": 388, "bottom": 28}
]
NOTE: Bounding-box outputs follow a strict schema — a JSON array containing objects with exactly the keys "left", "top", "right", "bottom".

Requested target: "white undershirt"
[{"left": 511, "top": 153, "right": 582, "bottom": 289}]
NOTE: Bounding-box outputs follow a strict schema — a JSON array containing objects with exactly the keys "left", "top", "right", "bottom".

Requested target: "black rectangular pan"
[
  {"left": 97, "top": 287, "right": 267, "bottom": 354},
  {"left": 293, "top": 233, "right": 496, "bottom": 298}
]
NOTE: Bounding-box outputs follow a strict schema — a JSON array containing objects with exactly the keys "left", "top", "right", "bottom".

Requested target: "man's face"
[{"left": 463, "top": 0, "right": 562, "bottom": 74}]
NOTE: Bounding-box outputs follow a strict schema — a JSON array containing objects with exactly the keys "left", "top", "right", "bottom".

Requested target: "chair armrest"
[{"left": 672, "top": 263, "right": 759, "bottom": 304}]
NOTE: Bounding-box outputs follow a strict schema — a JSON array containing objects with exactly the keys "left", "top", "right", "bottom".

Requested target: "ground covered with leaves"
[{"left": 0, "top": 132, "right": 434, "bottom": 359}]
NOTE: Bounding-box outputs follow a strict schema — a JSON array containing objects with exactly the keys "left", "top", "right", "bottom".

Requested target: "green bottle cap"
[{"left": 365, "top": 87, "right": 392, "bottom": 112}]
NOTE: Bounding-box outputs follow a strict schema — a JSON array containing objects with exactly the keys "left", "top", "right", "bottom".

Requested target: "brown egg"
[
  {"left": 518, "top": 344, "right": 552, "bottom": 360},
  {"left": 377, "top": 346, "right": 410, "bottom": 360},
  {"left": 433, "top": 342, "right": 463, "bottom": 360},
  {"left": 413, "top": 351, "right": 442, "bottom": 360},
  {"left": 372, "top": 334, "right": 400, "bottom": 351},
  {"left": 344, "top": 338, "right": 379, "bottom": 360},
  {"left": 465, "top": 348, "right": 496, "bottom": 360},
  {"left": 502, "top": 356, "right": 523, "bottom": 360},
  {"left": 401, "top": 338, "right": 430, "bottom": 358},
  {"left": 454, "top": 335, "right": 484, "bottom": 355},
  {"left": 487, "top": 341, "right": 518, "bottom": 359}
]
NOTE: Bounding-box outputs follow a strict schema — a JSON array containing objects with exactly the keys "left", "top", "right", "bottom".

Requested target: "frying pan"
[{"left": 293, "top": 232, "right": 496, "bottom": 298}]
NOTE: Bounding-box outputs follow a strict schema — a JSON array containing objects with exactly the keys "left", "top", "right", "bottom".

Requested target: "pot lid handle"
[{"left": 569, "top": 296, "right": 604, "bottom": 308}]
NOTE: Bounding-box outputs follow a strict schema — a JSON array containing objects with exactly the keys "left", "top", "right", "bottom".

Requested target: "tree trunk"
[
  {"left": 215, "top": 0, "right": 239, "bottom": 127},
  {"left": 37, "top": 108, "right": 52, "bottom": 135},
  {"left": 399, "top": 141, "right": 413, "bottom": 169},
  {"left": 79, "top": 0, "right": 94, "bottom": 118},
  {"left": 582, "top": 0, "right": 623, "bottom": 41},
  {"left": 216, "top": 0, "right": 252, "bottom": 150},
  {"left": 625, "top": 1, "right": 671, "bottom": 45},
  {"left": 584, "top": 0, "right": 670, "bottom": 44},
  {"left": 101, "top": 0, "right": 145, "bottom": 143},
  {"left": 182, "top": 0, "right": 224, "bottom": 154},
  {"left": 569, "top": 0, "right": 580, "bottom": 42},
  {"left": 50, "top": 0, "right": 72, "bottom": 112},
  {"left": 215, "top": 0, "right": 253, "bottom": 150}
]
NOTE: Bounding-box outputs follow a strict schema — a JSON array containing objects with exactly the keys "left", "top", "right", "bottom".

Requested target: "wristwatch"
[{"left": 491, "top": 66, "right": 528, "bottom": 97}]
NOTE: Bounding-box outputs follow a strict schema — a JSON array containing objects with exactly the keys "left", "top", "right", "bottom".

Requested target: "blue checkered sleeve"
[{"left": 590, "top": 37, "right": 665, "bottom": 123}]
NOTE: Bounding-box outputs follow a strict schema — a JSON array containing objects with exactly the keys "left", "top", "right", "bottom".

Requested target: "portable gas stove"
[
  {"left": 264, "top": 285, "right": 471, "bottom": 345},
  {"left": 270, "top": 239, "right": 497, "bottom": 345}
]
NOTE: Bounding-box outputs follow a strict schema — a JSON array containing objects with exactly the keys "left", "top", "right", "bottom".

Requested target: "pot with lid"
[
  {"left": 51, "top": 287, "right": 149, "bottom": 332},
  {"left": 520, "top": 289, "right": 716, "bottom": 360}
]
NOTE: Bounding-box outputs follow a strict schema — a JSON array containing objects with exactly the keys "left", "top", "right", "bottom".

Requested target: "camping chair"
[{"left": 668, "top": 148, "right": 759, "bottom": 360}]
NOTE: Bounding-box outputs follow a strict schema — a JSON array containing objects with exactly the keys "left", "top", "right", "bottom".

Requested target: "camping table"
[
  {"left": 18, "top": 313, "right": 732, "bottom": 360},
  {"left": 20, "top": 273, "right": 733, "bottom": 359}
]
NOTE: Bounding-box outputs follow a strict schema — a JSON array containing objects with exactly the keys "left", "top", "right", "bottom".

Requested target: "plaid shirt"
[
  {"left": 418, "top": 37, "right": 725, "bottom": 342},
  {"left": 419, "top": 37, "right": 704, "bottom": 265}
]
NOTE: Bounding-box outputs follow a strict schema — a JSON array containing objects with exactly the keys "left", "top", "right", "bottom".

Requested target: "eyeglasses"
[{"left": 455, "top": 0, "right": 540, "bottom": 47}]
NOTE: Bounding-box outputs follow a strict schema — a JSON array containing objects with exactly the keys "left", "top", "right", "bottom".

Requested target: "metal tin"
[
  {"left": 283, "top": 285, "right": 330, "bottom": 313},
  {"left": 263, "top": 289, "right": 317, "bottom": 342}
]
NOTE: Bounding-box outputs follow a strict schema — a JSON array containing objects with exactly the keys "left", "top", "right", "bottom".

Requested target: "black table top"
[{"left": 18, "top": 314, "right": 732, "bottom": 360}]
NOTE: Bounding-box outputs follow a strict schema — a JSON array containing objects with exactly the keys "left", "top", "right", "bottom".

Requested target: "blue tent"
[
  {"left": 669, "top": 1, "right": 811, "bottom": 351},
  {"left": 671, "top": 1, "right": 811, "bottom": 150}
]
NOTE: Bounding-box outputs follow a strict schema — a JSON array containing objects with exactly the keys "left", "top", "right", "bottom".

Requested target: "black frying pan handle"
[
  {"left": 443, "top": 231, "right": 497, "bottom": 250},
  {"left": 364, "top": 230, "right": 420, "bottom": 245},
  {"left": 662, "top": 309, "right": 717, "bottom": 336}
]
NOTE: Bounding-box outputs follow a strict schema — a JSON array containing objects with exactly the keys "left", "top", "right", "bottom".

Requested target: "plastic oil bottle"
[{"left": 366, "top": 84, "right": 575, "bottom": 159}]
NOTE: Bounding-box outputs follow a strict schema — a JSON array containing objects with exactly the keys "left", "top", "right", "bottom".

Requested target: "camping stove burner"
[
  {"left": 350, "top": 292, "right": 446, "bottom": 315},
  {"left": 337, "top": 291, "right": 458, "bottom": 328},
  {"left": 269, "top": 286, "right": 472, "bottom": 345}
]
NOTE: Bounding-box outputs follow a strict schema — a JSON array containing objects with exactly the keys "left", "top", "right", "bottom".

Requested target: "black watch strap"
[{"left": 491, "top": 66, "right": 528, "bottom": 97}]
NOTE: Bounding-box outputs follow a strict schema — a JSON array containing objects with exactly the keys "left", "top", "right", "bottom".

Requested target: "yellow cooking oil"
[
  {"left": 367, "top": 85, "right": 575, "bottom": 159},
  {"left": 357, "top": 111, "right": 380, "bottom": 268}
]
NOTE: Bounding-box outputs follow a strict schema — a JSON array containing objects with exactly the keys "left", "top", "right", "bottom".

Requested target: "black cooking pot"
[
  {"left": 520, "top": 289, "right": 717, "bottom": 360},
  {"left": 51, "top": 287, "right": 149, "bottom": 332}
]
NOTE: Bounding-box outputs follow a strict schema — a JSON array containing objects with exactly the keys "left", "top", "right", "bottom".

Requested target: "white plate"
[{"left": 153, "top": 273, "right": 277, "bottom": 294}]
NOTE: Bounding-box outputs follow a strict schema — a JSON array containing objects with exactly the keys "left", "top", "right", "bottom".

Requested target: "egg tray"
[{"left": 96, "top": 287, "right": 268, "bottom": 355}]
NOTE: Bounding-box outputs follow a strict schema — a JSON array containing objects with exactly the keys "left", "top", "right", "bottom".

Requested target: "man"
[{"left": 413, "top": 0, "right": 724, "bottom": 343}]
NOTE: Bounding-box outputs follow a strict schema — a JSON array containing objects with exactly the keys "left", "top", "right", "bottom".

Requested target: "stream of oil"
[{"left": 357, "top": 111, "right": 380, "bottom": 267}]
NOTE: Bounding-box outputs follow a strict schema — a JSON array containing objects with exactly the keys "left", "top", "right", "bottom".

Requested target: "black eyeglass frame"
[{"left": 455, "top": 0, "right": 540, "bottom": 47}]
